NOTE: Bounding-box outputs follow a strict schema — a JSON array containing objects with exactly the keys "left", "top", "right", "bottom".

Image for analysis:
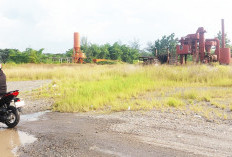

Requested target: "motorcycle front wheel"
[{"left": 5, "top": 106, "right": 20, "bottom": 128}]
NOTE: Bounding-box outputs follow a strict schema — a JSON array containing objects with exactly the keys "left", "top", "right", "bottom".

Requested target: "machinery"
[
  {"left": 176, "top": 19, "right": 231, "bottom": 64},
  {"left": 92, "top": 59, "right": 108, "bottom": 63},
  {"left": 73, "top": 32, "right": 86, "bottom": 64}
]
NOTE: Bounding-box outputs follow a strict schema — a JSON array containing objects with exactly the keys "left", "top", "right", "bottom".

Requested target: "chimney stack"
[
  {"left": 221, "top": 19, "right": 225, "bottom": 48},
  {"left": 74, "top": 32, "right": 80, "bottom": 49}
]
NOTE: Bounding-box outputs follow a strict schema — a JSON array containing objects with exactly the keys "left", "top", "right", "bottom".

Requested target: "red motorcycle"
[{"left": 0, "top": 90, "right": 25, "bottom": 128}]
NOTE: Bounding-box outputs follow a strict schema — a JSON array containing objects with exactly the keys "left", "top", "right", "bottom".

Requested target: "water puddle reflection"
[
  {"left": 0, "top": 128, "right": 37, "bottom": 157},
  {"left": 0, "top": 111, "right": 49, "bottom": 156},
  {"left": 0, "top": 111, "right": 48, "bottom": 157}
]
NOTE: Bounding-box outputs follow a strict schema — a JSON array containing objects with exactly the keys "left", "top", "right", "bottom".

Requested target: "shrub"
[
  {"left": 166, "top": 97, "right": 185, "bottom": 108},
  {"left": 96, "top": 61, "right": 116, "bottom": 65}
]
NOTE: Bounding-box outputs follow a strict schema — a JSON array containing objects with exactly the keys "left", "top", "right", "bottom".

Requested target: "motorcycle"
[{"left": 0, "top": 90, "right": 25, "bottom": 128}]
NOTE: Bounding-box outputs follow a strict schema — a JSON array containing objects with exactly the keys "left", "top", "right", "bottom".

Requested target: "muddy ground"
[{"left": 0, "top": 80, "right": 232, "bottom": 157}]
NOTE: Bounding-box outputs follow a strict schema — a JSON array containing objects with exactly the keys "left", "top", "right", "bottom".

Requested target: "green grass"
[
  {"left": 4, "top": 63, "right": 232, "bottom": 119},
  {"left": 51, "top": 73, "right": 157, "bottom": 112},
  {"left": 165, "top": 97, "right": 185, "bottom": 108}
]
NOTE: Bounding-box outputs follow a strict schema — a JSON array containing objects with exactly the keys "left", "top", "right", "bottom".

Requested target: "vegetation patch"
[
  {"left": 4, "top": 63, "right": 232, "bottom": 121},
  {"left": 165, "top": 97, "right": 185, "bottom": 108},
  {"left": 96, "top": 60, "right": 117, "bottom": 65},
  {"left": 210, "top": 101, "right": 226, "bottom": 110},
  {"left": 183, "top": 90, "right": 198, "bottom": 99}
]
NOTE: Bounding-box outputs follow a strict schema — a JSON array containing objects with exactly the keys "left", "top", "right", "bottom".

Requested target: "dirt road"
[
  {"left": 17, "top": 112, "right": 200, "bottom": 157},
  {"left": 1, "top": 80, "right": 232, "bottom": 157},
  {"left": 15, "top": 110, "right": 231, "bottom": 157}
]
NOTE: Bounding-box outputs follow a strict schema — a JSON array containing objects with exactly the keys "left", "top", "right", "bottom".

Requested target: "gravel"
[
  {"left": 18, "top": 110, "right": 232, "bottom": 157},
  {"left": 7, "top": 80, "right": 52, "bottom": 92},
  {"left": 90, "top": 110, "right": 232, "bottom": 157},
  {"left": 7, "top": 80, "right": 53, "bottom": 114},
  {"left": 4, "top": 80, "right": 232, "bottom": 156}
]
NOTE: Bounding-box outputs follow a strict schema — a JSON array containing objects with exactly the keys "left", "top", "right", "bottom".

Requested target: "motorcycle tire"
[{"left": 5, "top": 106, "right": 20, "bottom": 128}]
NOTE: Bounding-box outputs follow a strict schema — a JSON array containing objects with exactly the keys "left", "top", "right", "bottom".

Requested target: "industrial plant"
[{"left": 176, "top": 19, "right": 230, "bottom": 65}]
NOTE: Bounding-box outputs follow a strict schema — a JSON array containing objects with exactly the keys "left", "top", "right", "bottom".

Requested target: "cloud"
[{"left": 0, "top": 0, "right": 231, "bottom": 53}]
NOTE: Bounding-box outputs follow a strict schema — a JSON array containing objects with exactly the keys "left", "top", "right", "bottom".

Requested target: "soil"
[{"left": 2, "top": 80, "right": 232, "bottom": 157}]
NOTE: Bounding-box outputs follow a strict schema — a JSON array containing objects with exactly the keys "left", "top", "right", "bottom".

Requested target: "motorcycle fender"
[{"left": 15, "top": 100, "right": 25, "bottom": 108}]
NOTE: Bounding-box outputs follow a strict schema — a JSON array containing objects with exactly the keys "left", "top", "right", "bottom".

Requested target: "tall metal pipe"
[
  {"left": 215, "top": 38, "right": 220, "bottom": 61},
  {"left": 73, "top": 32, "right": 80, "bottom": 63},
  {"left": 221, "top": 19, "right": 225, "bottom": 48},
  {"left": 74, "top": 32, "right": 80, "bottom": 50},
  {"left": 195, "top": 40, "right": 199, "bottom": 63},
  {"left": 220, "top": 19, "right": 230, "bottom": 64},
  {"left": 197, "top": 27, "right": 206, "bottom": 62}
]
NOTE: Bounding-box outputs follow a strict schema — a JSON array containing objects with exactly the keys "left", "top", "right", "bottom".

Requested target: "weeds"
[
  {"left": 165, "top": 97, "right": 185, "bottom": 108},
  {"left": 183, "top": 90, "right": 198, "bottom": 99},
  {"left": 211, "top": 101, "right": 226, "bottom": 110},
  {"left": 3, "top": 63, "right": 232, "bottom": 118}
]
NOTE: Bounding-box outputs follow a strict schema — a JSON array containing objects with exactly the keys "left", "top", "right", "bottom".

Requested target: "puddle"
[
  {"left": 0, "top": 128, "right": 37, "bottom": 157},
  {"left": 0, "top": 111, "right": 49, "bottom": 156},
  {"left": 21, "top": 111, "right": 50, "bottom": 122}
]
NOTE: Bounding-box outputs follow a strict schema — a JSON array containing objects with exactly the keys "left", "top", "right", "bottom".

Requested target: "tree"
[
  {"left": 8, "top": 49, "right": 24, "bottom": 63},
  {"left": 121, "top": 45, "right": 130, "bottom": 62},
  {"left": 0, "top": 49, "right": 11, "bottom": 64},
  {"left": 216, "top": 31, "right": 231, "bottom": 48},
  {"left": 129, "top": 48, "right": 139, "bottom": 63},
  {"left": 24, "top": 48, "right": 45, "bottom": 63},
  {"left": 99, "top": 44, "right": 110, "bottom": 59},
  {"left": 65, "top": 49, "right": 73, "bottom": 57},
  {"left": 89, "top": 44, "right": 101, "bottom": 58},
  {"left": 109, "top": 42, "right": 123, "bottom": 60},
  {"left": 147, "top": 33, "right": 178, "bottom": 56}
]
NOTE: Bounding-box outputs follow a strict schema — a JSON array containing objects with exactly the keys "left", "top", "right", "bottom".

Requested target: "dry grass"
[{"left": 3, "top": 63, "right": 232, "bottom": 121}]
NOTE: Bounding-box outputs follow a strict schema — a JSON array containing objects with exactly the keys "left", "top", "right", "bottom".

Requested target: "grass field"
[{"left": 4, "top": 63, "right": 232, "bottom": 121}]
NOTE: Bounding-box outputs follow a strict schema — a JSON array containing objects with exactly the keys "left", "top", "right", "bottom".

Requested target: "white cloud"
[{"left": 0, "top": 0, "right": 232, "bottom": 53}]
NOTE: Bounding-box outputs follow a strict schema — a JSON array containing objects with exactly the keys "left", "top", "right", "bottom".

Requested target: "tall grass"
[{"left": 4, "top": 63, "right": 232, "bottom": 113}]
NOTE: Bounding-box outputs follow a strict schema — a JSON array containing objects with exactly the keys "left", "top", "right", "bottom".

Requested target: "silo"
[{"left": 219, "top": 19, "right": 231, "bottom": 64}]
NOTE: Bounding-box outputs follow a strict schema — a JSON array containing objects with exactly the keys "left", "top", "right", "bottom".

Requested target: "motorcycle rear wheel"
[{"left": 5, "top": 106, "right": 20, "bottom": 128}]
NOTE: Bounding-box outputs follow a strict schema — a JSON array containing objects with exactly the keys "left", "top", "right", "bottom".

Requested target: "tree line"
[
  {"left": 0, "top": 48, "right": 46, "bottom": 64},
  {"left": 0, "top": 42, "right": 142, "bottom": 64},
  {"left": 66, "top": 41, "right": 140, "bottom": 64},
  {"left": 0, "top": 32, "right": 230, "bottom": 64}
]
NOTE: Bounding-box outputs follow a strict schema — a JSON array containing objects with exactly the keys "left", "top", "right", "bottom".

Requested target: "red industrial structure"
[
  {"left": 176, "top": 19, "right": 231, "bottom": 64},
  {"left": 73, "top": 32, "right": 86, "bottom": 64}
]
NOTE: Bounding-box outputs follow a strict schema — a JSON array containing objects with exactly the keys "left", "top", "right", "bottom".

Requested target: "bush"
[
  {"left": 96, "top": 61, "right": 116, "bottom": 65},
  {"left": 133, "top": 60, "right": 139, "bottom": 64}
]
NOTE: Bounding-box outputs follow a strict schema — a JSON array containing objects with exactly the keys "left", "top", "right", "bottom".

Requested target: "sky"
[{"left": 0, "top": 0, "right": 231, "bottom": 53}]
